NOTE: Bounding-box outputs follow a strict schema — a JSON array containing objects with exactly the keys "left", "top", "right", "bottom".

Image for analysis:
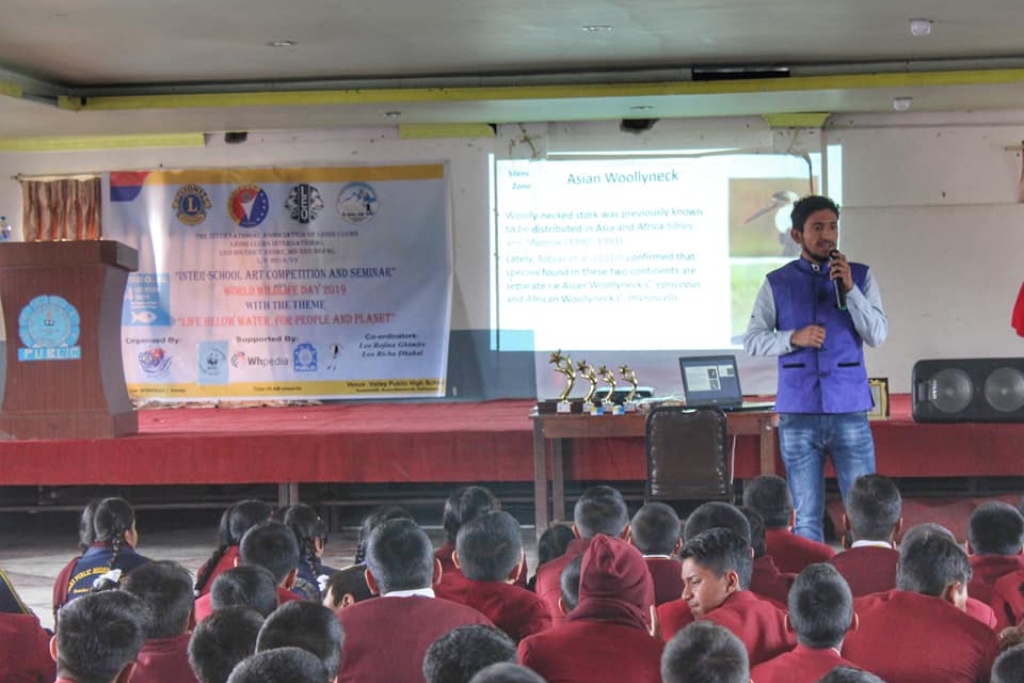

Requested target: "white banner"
[{"left": 102, "top": 164, "right": 452, "bottom": 401}]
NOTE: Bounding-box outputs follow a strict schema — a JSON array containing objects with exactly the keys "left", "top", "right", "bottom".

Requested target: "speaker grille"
[
  {"left": 984, "top": 366, "right": 1024, "bottom": 412},
  {"left": 928, "top": 368, "right": 973, "bottom": 413}
]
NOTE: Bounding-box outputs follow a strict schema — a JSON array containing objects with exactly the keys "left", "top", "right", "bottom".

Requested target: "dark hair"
[
  {"left": 91, "top": 497, "right": 137, "bottom": 581},
  {"left": 188, "top": 606, "right": 265, "bottom": 683},
  {"left": 322, "top": 564, "right": 373, "bottom": 609},
  {"left": 683, "top": 502, "right": 751, "bottom": 543},
  {"left": 468, "top": 663, "right": 548, "bottom": 683},
  {"left": 631, "top": 503, "right": 682, "bottom": 556},
  {"left": 897, "top": 527, "right": 972, "bottom": 596},
  {"left": 661, "top": 621, "right": 750, "bottom": 683},
  {"left": 423, "top": 625, "right": 517, "bottom": 683},
  {"left": 559, "top": 554, "right": 583, "bottom": 613},
  {"left": 354, "top": 505, "right": 414, "bottom": 564},
  {"left": 443, "top": 487, "right": 501, "bottom": 546},
  {"left": 257, "top": 602, "right": 344, "bottom": 681},
  {"left": 969, "top": 501, "right": 1024, "bottom": 556},
  {"left": 993, "top": 643, "right": 1024, "bottom": 683},
  {"left": 817, "top": 667, "right": 888, "bottom": 683},
  {"left": 365, "top": 518, "right": 434, "bottom": 593},
  {"left": 284, "top": 504, "right": 328, "bottom": 597},
  {"left": 225, "top": 646, "right": 329, "bottom": 683},
  {"left": 536, "top": 524, "right": 575, "bottom": 567},
  {"left": 78, "top": 498, "right": 100, "bottom": 551},
  {"left": 120, "top": 560, "right": 194, "bottom": 639},
  {"left": 680, "top": 528, "right": 753, "bottom": 590},
  {"left": 741, "top": 476, "right": 793, "bottom": 529},
  {"left": 573, "top": 485, "right": 629, "bottom": 539},
  {"left": 239, "top": 521, "right": 300, "bottom": 584},
  {"left": 210, "top": 565, "right": 280, "bottom": 617},
  {"left": 55, "top": 591, "right": 147, "bottom": 683},
  {"left": 787, "top": 563, "right": 853, "bottom": 649},
  {"left": 457, "top": 511, "right": 523, "bottom": 582},
  {"left": 736, "top": 507, "right": 767, "bottom": 558},
  {"left": 194, "top": 500, "right": 273, "bottom": 594},
  {"left": 845, "top": 474, "right": 902, "bottom": 541},
  {"left": 790, "top": 195, "right": 840, "bottom": 233}
]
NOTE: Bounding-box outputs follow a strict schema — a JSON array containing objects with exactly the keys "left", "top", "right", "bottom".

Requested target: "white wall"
[{"left": 0, "top": 111, "right": 1020, "bottom": 393}]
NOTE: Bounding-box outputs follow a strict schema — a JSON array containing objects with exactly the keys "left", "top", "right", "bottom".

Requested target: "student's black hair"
[
  {"left": 993, "top": 643, "right": 1024, "bottom": 683},
  {"left": 631, "top": 502, "right": 682, "bottom": 556},
  {"left": 787, "top": 563, "right": 853, "bottom": 649},
  {"left": 896, "top": 525, "right": 972, "bottom": 596},
  {"left": 322, "top": 563, "right": 374, "bottom": 609},
  {"left": 78, "top": 498, "right": 100, "bottom": 552},
  {"left": 741, "top": 475, "right": 793, "bottom": 529},
  {"left": 816, "top": 667, "right": 888, "bottom": 683},
  {"left": 354, "top": 505, "right": 414, "bottom": 565},
  {"left": 790, "top": 195, "right": 840, "bottom": 233},
  {"left": 284, "top": 503, "right": 328, "bottom": 596},
  {"left": 456, "top": 510, "right": 523, "bottom": 582},
  {"left": 536, "top": 523, "right": 575, "bottom": 567},
  {"left": 423, "top": 624, "right": 517, "bottom": 683},
  {"left": 559, "top": 554, "right": 583, "bottom": 613},
  {"left": 225, "top": 646, "right": 330, "bottom": 683},
  {"left": 120, "top": 559, "right": 195, "bottom": 639},
  {"left": 90, "top": 497, "right": 137, "bottom": 588},
  {"left": 188, "top": 606, "right": 265, "bottom": 683},
  {"left": 845, "top": 474, "right": 902, "bottom": 541},
  {"left": 573, "top": 485, "right": 629, "bottom": 539},
  {"left": 468, "top": 663, "right": 548, "bottom": 683},
  {"left": 209, "top": 565, "right": 280, "bottom": 617},
  {"left": 443, "top": 486, "right": 501, "bottom": 546},
  {"left": 55, "top": 590, "right": 148, "bottom": 683},
  {"left": 738, "top": 506, "right": 768, "bottom": 558},
  {"left": 968, "top": 501, "right": 1024, "bottom": 556},
  {"left": 680, "top": 528, "right": 753, "bottom": 590},
  {"left": 239, "top": 520, "right": 300, "bottom": 585},
  {"left": 256, "top": 601, "right": 344, "bottom": 681},
  {"left": 365, "top": 518, "right": 435, "bottom": 594},
  {"left": 194, "top": 499, "right": 273, "bottom": 595},
  {"left": 660, "top": 621, "right": 750, "bottom": 683},
  {"left": 683, "top": 502, "right": 751, "bottom": 543}
]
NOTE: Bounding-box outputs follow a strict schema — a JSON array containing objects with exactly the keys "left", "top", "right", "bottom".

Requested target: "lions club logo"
[{"left": 172, "top": 184, "right": 213, "bottom": 226}]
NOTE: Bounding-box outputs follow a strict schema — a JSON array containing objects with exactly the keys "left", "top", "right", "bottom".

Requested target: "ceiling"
[{"left": 3, "top": 1, "right": 1024, "bottom": 140}]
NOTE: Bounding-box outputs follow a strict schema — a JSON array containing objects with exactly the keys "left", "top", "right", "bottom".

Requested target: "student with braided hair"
[
  {"left": 194, "top": 499, "right": 274, "bottom": 597},
  {"left": 53, "top": 497, "right": 151, "bottom": 617},
  {"left": 282, "top": 503, "right": 337, "bottom": 601}
]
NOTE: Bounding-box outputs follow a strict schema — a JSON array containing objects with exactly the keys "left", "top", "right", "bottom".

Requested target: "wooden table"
[{"left": 529, "top": 408, "right": 778, "bottom": 539}]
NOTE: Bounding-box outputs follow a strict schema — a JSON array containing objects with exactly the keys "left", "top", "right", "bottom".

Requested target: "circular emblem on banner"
[
  {"left": 199, "top": 347, "right": 227, "bottom": 376},
  {"left": 138, "top": 347, "right": 172, "bottom": 377},
  {"left": 231, "top": 351, "right": 248, "bottom": 368},
  {"left": 173, "top": 184, "right": 213, "bottom": 226},
  {"left": 285, "top": 184, "right": 325, "bottom": 224},
  {"left": 228, "top": 185, "right": 270, "bottom": 228},
  {"left": 336, "top": 182, "right": 379, "bottom": 224},
  {"left": 18, "top": 295, "right": 80, "bottom": 349},
  {"left": 293, "top": 342, "right": 318, "bottom": 372}
]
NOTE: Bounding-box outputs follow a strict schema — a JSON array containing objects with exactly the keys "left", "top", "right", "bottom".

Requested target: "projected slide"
[{"left": 493, "top": 154, "right": 823, "bottom": 352}]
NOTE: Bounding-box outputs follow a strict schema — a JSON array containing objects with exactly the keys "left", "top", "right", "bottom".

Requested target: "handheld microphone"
[{"left": 830, "top": 250, "right": 848, "bottom": 310}]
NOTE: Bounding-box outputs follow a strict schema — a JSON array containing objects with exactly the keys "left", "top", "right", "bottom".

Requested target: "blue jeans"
[{"left": 778, "top": 412, "right": 876, "bottom": 543}]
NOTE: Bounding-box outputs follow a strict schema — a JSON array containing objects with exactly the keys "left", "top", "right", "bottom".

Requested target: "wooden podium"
[{"left": 0, "top": 241, "right": 139, "bottom": 439}]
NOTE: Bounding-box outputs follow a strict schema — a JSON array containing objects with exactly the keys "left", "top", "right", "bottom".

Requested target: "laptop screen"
[{"left": 679, "top": 355, "right": 744, "bottom": 408}]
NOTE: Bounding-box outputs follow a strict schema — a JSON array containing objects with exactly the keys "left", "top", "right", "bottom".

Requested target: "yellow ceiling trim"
[
  {"left": 56, "top": 68, "right": 1024, "bottom": 111},
  {"left": 398, "top": 123, "right": 496, "bottom": 139},
  {"left": 0, "top": 81, "right": 22, "bottom": 99},
  {"left": 762, "top": 113, "right": 831, "bottom": 128},
  {"left": 0, "top": 133, "right": 205, "bottom": 152}
]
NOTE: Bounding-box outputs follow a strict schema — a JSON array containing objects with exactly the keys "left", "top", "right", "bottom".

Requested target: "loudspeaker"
[{"left": 912, "top": 357, "right": 1024, "bottom": 423}]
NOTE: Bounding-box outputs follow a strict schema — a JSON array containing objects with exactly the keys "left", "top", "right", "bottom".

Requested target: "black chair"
[{"left": 644, "top": 405, "right": 733, "bottom": 504}]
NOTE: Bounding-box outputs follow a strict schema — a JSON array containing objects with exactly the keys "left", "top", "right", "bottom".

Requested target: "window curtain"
[{"left": 19, "top": 176, "right": 101, "bottom": 241}]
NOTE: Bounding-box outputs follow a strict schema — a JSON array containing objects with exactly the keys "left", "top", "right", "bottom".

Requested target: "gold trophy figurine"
[
  {"left": 550, "top": 350, "right": 577, "bottom": 413},
  {"left": 620, "top": 364, "right": 640, "bottom": 412},
  {"left": 598, "top": 365, "right": 622, "bottom": 415},
  {"left": 578, "top": 360, "right": 600, "bottom": 414}
]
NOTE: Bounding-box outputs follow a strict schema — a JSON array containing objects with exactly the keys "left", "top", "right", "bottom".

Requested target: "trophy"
[
  {"left": 537, "top": 350, "right": 582, "bottom": 414},
  {"left": 619, "top": 364, "right": 640, "bottom": 412},
  {"left": 598, "top": 365, "right": 624, "bottom": 415},
  {"left": 578, "top": 360, "right": 601, "bottom": 415}
]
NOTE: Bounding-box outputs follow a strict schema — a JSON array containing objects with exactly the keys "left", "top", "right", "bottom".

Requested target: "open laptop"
[{"left": 678, "top": 354, "right": 774, "bottom": 412}]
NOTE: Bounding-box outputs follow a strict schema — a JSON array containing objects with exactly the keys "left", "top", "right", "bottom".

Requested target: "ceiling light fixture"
[
  {"left": 267, "top": 40, "right": 297, "bottom": 47},
  {"left": 909, "top": 18, "right": 933, "bottom": 37},
  {"left": 581, "top": 25, "right": 612, "bottom": 33},
  {"left": 892, "top": 96, "right": 913, "bottom": 111},
  {"left": 383, "top": 111, "right": 402, "bottom": 118}
]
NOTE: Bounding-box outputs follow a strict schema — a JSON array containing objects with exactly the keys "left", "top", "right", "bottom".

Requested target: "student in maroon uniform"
[
  {"left": 528, "top": 523, "right": 575, "bottom": 592},
  {"left": 629, "top": 502, "right": 685, "bottom": 605},
  {"left": 750, "top": 564, "right": 860, "bottom": 683},
  {"left": 967, "top": 501, "right": 1024, "bottom": 606},
  {"left": 743, "top": 475, "right": 834, "bottom": 574},
  {"left": 668, "top": 527, "right": 794, "bottom": 665},
  {"left": 0, "top": 609, "right": 55, "bottom": 683},
  {"left": 534, "top": 486, "right": 630, "bottom": 623},
  {"left": 121, "top": 560, "right": 200, "bottom": 683},
  {"left": 993, "top": 643, "right": 1024, "bottom": 683},
  {"left": 193, "top": 500, "right": 273, "bottom": 598},
  {"left": 828, "top": 474, "right": 902, "bottom": 597},
  {"left": 519, "top": 535, "right": 663, "bottom": 683},
  {"left": 446, "top": 511, "right": 551, "bottom": 642},
  {"left": 187, "top": 606, "right": 264, "bottom": 683},
  {"left": 660, "top": 622, "right": 750, "bottom": 683},
  {"left": 321, "top": 563, "right": 374, "bottom": 611},
  {"left": 209, "top": 565, "right": 279, "bottom": 617},
  {"left": 225, "top": 647, "right": 328, "bottom": 683},
  {"left": 740, "top": 506, "right": 796, "bottom": 608},
  {"left": 52, "top": 591, "right": 147, "bottom": 683},
  {"left": 423, "top": 625, "right": 517, "bottom": 683},
  {"left": 255, "top": 602, "right": 344, "bottom": 682},
  {"left": 841, "top": 525, "right": 1000, "bottom": 683}
]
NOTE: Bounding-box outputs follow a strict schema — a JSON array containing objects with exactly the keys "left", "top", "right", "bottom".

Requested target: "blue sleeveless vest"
[{"left": 766, "top": 258, "right": 874, "bottom": 413}]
